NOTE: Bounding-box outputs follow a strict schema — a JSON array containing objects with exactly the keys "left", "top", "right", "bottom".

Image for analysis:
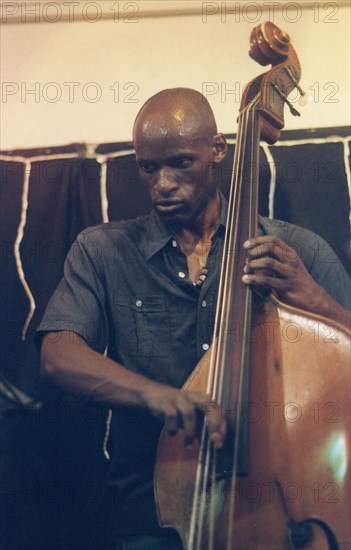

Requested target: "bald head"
[
  {"left": 132, "top": 88, "right": 227, "bottom": 228},
  {"left": 133, "top": 88, "right": 218, "bottom": 147}
]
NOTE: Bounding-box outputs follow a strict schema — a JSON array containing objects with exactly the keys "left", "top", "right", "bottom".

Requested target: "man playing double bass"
[{"left": 37, "top": 88, "right": 351, "bottom": 550}]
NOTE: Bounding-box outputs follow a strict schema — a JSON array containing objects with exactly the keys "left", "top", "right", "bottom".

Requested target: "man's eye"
[
  {"left": 172, "top": 158, "right": 192, "bottom": 169},
  {"left": 139, "top": 163, "right": 156, "bottom": 174}
]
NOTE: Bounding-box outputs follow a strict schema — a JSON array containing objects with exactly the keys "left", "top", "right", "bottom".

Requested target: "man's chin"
[{"left": 155, "top": 206, "right": 190, "bottom": 226}]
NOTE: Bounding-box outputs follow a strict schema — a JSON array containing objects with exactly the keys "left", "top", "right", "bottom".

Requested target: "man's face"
[{"left": 134, "top": 121, "right": 225, "bottom": 228}]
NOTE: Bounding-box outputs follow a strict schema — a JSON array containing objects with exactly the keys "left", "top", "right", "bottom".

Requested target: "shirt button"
[
  {"left": 172, "top": 239, "right": 177, "bottom": 248},
  {"left": 178, "top": 271, "right": 185, "bottom": 278},
  {"left": 202, "top": 343, "right": 209, "bottom": 351},
  {"left": 201, "top": 300, "right": 207, "bottom": 308},
  {"left": 135, "top": 299, "right": 143, "bottom": 307}
]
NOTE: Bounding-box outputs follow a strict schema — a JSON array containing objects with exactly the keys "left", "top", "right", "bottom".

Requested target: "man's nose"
[{"left": 154, "top": 169, "right": 178, "bottom": 194}]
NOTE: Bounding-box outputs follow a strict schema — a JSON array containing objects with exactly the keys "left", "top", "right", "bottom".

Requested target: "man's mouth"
[{"left": 155, "top": 200, "right": 184, "bottom": 213}]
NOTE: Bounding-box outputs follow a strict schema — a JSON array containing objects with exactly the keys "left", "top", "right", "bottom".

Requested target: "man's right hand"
[{"left": 141, "top": 383, "right": 226, "bottom": 449}]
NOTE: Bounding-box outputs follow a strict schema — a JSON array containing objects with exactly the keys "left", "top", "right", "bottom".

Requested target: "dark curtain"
[
  {"left": 271, "top": 141, "right": 350, "bottom": 270},
  {"left": 0, "top": 128, "right": 350, "bottom": 549},
  {"left": 0, "top": 157, "right": 109, "bottom": 550}
]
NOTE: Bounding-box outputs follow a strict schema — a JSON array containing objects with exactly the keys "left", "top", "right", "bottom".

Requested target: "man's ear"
[{"left": 212, "top": 133, "right": 228, "bottom": 164}]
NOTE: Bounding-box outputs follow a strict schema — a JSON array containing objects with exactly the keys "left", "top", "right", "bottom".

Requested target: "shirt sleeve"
[
  {"left": 36, "top": 230, "right": 109, "bottom": 353},
  {"left": 259, "top": 217, "right": 351, "bottom": 311}
]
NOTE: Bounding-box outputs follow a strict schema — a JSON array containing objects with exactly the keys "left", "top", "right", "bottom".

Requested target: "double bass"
[{"left": 155, "top": 22, "right": 351, "bottom": 549}]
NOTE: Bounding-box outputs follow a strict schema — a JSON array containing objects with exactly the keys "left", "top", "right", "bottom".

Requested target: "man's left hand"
[{"left": 242, "top": 235, "right": 332, "bottom": 313}]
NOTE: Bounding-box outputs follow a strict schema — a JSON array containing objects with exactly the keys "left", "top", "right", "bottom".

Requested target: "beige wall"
[{"left": 1, "top": 1, "right": 350, "bottom": 149}]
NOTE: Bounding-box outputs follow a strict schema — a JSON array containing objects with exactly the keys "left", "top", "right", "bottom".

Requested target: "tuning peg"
[
  {"left": 295, "top": 84, "right": 313, "bottom": 107},
  {"left": 298, "top": 92, "right": 314, "bottom": 107},
  {"left": 272, "top": 82, "right": 301, "bottom": 117},
  {"left": 283, "top": 66, "right": 311, "bottom": 107}
]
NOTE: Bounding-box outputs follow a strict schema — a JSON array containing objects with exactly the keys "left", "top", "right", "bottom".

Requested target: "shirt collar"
[{"left": 142, "top": 190, "right": 228, "bottom": 261}]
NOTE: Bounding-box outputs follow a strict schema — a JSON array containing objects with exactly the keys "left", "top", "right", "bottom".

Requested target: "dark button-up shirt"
[{"left": 37, "top": 194, "right": 351, "bottom": 537}]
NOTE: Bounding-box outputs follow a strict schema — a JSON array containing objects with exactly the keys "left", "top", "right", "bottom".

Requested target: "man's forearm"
[
  {"left": 41, "top": 330, "right": 161, "bottom": 408},
  {"left": 40, "top": 330, "right": 226, "bottom": 447},
  {"left": 307, "top": 292, "right": 351, "bottom": 331}
]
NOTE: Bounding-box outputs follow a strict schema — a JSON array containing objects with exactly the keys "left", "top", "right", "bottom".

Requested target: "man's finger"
[
  {"left": 201, "top": 400, "right": 226, "bottom": 449},
  {"left": 242, "top": 272, "right": 286, "bottom": 291},
  {"left": 244, "top": 238, "right": 300, "bottom": 263},
  {"left": 182, "top": 409, "right": 197, "bottom": 446},
  {"left": 245, "top": 257, "right": 289, "bottom": 277},
  {"left": 176, "top": 394, "right": 199, "bottom": 445},
  {"left": 164, "top": 405, "right": 179, "bottom": 436}
]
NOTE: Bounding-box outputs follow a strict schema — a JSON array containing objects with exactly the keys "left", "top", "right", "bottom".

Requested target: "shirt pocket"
[{"left": 113, "top": 295, "right": 172, "bottom": 358}]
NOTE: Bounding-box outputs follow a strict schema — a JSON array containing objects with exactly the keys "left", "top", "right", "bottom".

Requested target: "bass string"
[
  {"left": 189, "top": 97, "right": 260, "bottom": 549},
  {"left": 188, "top": 107, "right": 252, "bottom": 549},
  {"left": 214, "top": 98, "right": 259, "bottom": 407},
  {"left": 187, "top": 104, "right": 250, "bottom": 550},
  {"left": 217, "top": 103, "right": 256, "bottom": 549},
  {"left": 208, "top": 102, "right": 249, "bottom": 404},
  {"left": 225, "top": 104, "right": 261, "bottom": 549}
]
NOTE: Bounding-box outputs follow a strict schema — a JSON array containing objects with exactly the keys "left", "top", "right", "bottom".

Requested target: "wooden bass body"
[{"left": 155, "top": 296, "right": 351, "bottom": 549}]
